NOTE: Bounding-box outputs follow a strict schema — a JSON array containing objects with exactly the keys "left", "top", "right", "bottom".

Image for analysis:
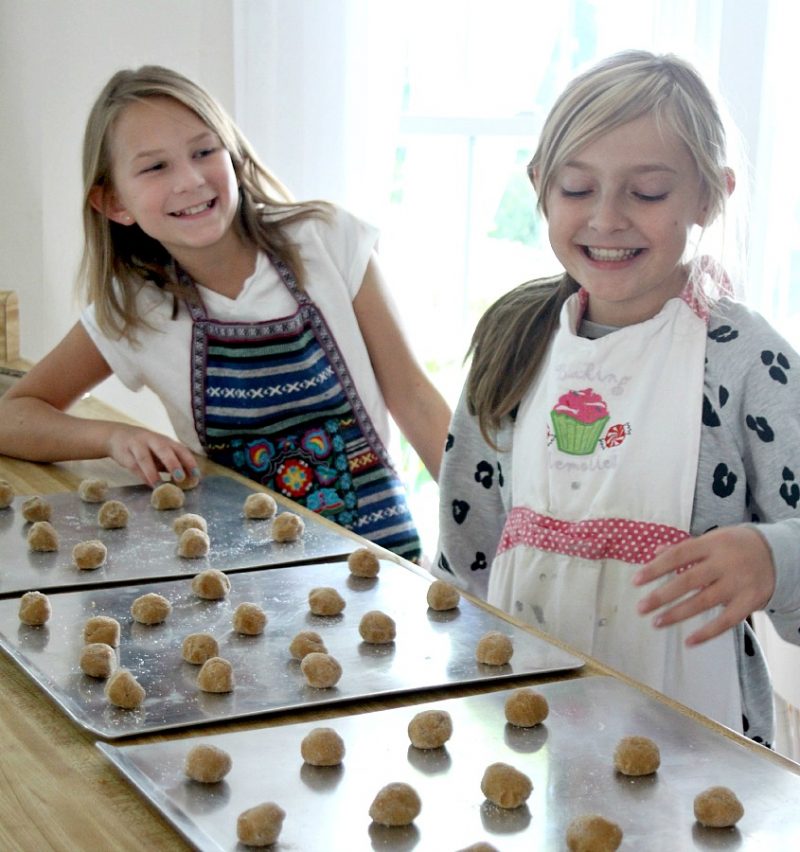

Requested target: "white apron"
[{"left": 489, "top": 289, "right": 742, "bottom": 731}]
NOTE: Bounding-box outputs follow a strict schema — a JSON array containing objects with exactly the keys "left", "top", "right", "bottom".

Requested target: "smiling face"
[
  {"left": 98, "top": 96, "right": 241, "bottom": 269},
  {"left": 543, "top": 113, "right": 709, "bottom": 326}
]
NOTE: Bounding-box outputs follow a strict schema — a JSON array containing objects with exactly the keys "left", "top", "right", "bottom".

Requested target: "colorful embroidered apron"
[
  {"left": 489, "top": 288, "right": 742, "bottom": 730},
  {"left": 185, "top": 257, "right": 421, "bottom": 561}
]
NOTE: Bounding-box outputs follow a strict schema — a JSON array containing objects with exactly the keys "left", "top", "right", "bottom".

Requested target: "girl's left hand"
[{"left": 633, "top": 526, "right": 776, "bottom": 646}]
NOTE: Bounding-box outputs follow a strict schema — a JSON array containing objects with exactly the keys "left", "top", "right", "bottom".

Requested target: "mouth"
[
  {"left": 582, "top": 246, "right": 643, "bottom": 262},
  {"left": 170, "top": 199, "right": 215, "bottom": 217}
]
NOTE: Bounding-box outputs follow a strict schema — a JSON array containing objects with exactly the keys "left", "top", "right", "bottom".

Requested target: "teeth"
[
  {"left": 586, "top": 247, "right": 639, "bottom": 261},
  {"left": 173, "top": 201, "right": 212, "bottom": 217}
]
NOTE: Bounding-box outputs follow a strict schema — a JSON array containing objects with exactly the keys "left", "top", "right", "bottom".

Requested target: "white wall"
[{"left": 0, "top": 0, "right": 236, "bottom": 431}]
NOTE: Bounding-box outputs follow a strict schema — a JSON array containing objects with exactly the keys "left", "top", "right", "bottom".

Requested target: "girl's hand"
[
  {"left": 106, "top": 424, "right": 199, "bottom": 487},
  {"left": 633, "top": 526, "right": 776, "bottom": 646}
]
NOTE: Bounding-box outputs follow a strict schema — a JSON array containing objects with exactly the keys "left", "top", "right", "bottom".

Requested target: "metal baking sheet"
[
  {"left": 0, "top": 560, "right": 582, "bottom": 739},
  {"left": 98, "top": 676, "right": 800, "bottom": 850},
  {"left": 0, "top": 475, "right": 354, "bottom": 596}
]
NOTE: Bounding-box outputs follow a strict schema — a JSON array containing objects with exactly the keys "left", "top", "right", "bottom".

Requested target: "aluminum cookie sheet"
[
  {"left": 0, "top": 475, "right": 354, "bottom": 596},
  {"left": 0, "top": 559, "right": 582, "bottom": 738},
  {"left": 98, "top": 676, "right": 800, "bottom": 851}
]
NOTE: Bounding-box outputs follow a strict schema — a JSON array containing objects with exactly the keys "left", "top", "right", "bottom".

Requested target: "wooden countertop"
[{"left": 1, "top": 382, "right": 798, "bottom": 850}]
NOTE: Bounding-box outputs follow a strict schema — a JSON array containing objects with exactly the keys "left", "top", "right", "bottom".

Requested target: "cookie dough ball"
[
  {"left": 272, "top": 511, "right": 304, "bottom": 543},
  {"left": 232, "top": 602, "right": 267, "bottom": 635},
  {"left": 173, "top": 512, "right": 208, "bottom": 536},
  {"left": 80, "top": 643, "right": 116, "bottom": 678},
  {"left": 408, "top": 709, "right": 453, "bottom": 749},
  {"left": 184, "top": 743, "right": 232, "bottom": 783},
  {"left": 104, "top": 668, "right": 145, "bottom": 709},
  {"left": 359, "top": 610, "right": 396, "bottom": 644},
  {"left": 347, "top": 547, "right": 380, "bottom": 578},
  {"left": 178, "top": 528, "right": 210, "bottom": 559},
  {"left": 481, "top": 762, "right": 532, "bottom": 809},
  {"left": 301, "top": 727, "right": 345, "bottom": 766},
  {"left": 693, "top": 786, "right": 744, "bottom": 828},
  {"left": 131, "top": 592, "right": 172, "bottom": 625},
  {"left": 237, "top": 802, "right": 285, "bottom": 847},
  {"left": 426, "top": 579, "right": 461, "bottom": 611},
  {"left": 289, "top": 630, "right": 327, "bottom": 660},
  {"left": 566, "top": 814, "right": 623, "bottom": 852},
  {"left": 72, "top": 539, "right": 107, "bottom": 571},
  {"left": 19, "top": 590, "right": 51, "bottom": 626},
  {"left": 243, "top": 491, "right": 277, "bottom": 520},
  {"left": 191, "top": 568, "right": 230, "bottom": 600},
  {"left": 176, "top": 470, "right": 200, "bottom": 491},
  {"left": 308, "top": 586, "right": 346, "bottom": 616},
  {"left": 458, "top": 845, "right": 499, "bottom": 852},
  {"left": 27, "top": 520, "right": 59, "bottom": 552},
  {"left": 0, "top": 478, "right": 14, "bottom": 509},
  {"left": 505, "top": 688, "right": 549, "bottom": 728},
  {"left": 150, "top": 482, "right": 184, "bottom": 510},
  {"left": 369, "top": 782, "right": 421, "bottom": 827},
  {"left": 83, "top": 615, "right": 121, "bottom": 647},
  {"left": 476, "top": 631, "right": 513, "bottom": 666},
  {"left": 21, "top": 495, "right": 51, "bottom": 523},
  {"left": 197, "top": 656, "right": 234, "bottom": 693},
  {"left": 300, "top": 652, "right": 342, "bottom": 688},
  {"left": 614, "top": 735, "right": 660, "bottom": 777},
  {"left": 77, "top": 478, "right": 108, "bottom": 503},
  {"left": 98, "top": 499, "right": 129, "bottom": 529},
  {"left": 182, "top": 632, "right": 219, "bottom": 664}
]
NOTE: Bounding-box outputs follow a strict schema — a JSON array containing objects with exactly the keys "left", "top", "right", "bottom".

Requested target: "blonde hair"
[
  {"left": 468, "top": 50, "right": 733, "bottom": 446},
  {"left": 80, "top": 65, "right": 330, "bottom": 340}
]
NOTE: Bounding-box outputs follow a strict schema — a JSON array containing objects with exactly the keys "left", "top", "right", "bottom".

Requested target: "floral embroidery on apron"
[{"left": 184, "top": 256, "right": 421, "bottom": 561}]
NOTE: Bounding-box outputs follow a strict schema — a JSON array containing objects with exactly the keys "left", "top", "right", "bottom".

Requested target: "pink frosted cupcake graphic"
[{"left": 550, "top": 388, "right": 609, "bottom": 455}]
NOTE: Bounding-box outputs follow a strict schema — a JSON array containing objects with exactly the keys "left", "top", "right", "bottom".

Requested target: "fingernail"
[
  {"left": 653, "top": 615, "right": 664, "bottom": 628},
  {"left": 172, "top": 469, "right": 185, "bottom": 481},
  {"left": 191, "top": 468, "right": 201, "bottom": 477}
]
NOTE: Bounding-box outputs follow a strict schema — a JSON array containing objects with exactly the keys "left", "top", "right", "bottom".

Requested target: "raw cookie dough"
[
  {"left": 566, "top": 814, "right": 623, "bottom": 852},
  {"left": 300, "top": 727, "right": 345, "bottom": 766},
  {"left": 27, "top": 520, "right": 59, "bottom": 552},
  {"left": 72, "top": 539, "right": 107, "bottom": 571},
  {"left": 84, "top": 615, "right": 120, "bottom": 647},
  {"left": 21, "top": 495, "right": 51, "bottom": 523},
  {"left": 184, "top": 743, "right": 232, "bottom": 783},
  {"left": 232, "top": 602, "right": 267, "bottom": 635},
  {"left": 308, "top": 586, "right": 346, "bottom": 616},
  {"left": 408, "top": 709, "right": 453, "bottom": 749},
  {"left": 369, "top": 782, "right": 421, "bottom": 827},
  {"left": 98, "top": 499, "right": 129, "bottom": 529},
  {"left": 300, "top": 652, "right": 342, "bottom": 688},
  {"left": 504, "top": 688, "right": 549, "bottom": 728},
  {"left": 289, "top": 630, "right": 327, "bottom": 660},
  {"left": 347, "top": 547, "right": 380, "bottom": 578},
  {"left": 458, "top": 845, "right": 499, "bottom": 852},
  {"left": 150, "top": 482, "right": 185, "bottom": 510},
  {"left": 191, "top": 568, "right": 230, "bottom": 600},
  {"left": 197, "top": 656, "right": 234, "bottom": 693},
  {"left": 131, "top": 592, "right": 172, "bottom": 625},
  {"left": 105, "top": 668, "right": 146, "bottom": 709},
  {"left": 476, "top": 631, "right": 513, "bottom": 666},
  {"left": 237, "top": 802, "right": 285, "bottom": 847},
  {"left": 176, "top": 471, "right": 200, "bottom": 491},
  {"left": 182, "top": 632, "right": 220, "bottom": 664},
  {"left": 613, "top": 735, "right": 660, "bottom": 776},
  {"left": 358, "top": 610, "right": 396, "bottom": 644},
  {"left": 178, "top": 528, "right": 210, "bottom": 558},
  {"left": 426, "top": 579, "right": 460, "bottom": 611},
  {"left": 173, "top": 513, "right": 208, "bottom": 535},
  {"left": 80, "top": 642, "right": 116, "bottom": 678},
  {"left": 243, "top": 492, "right": 277, "bottom": 520},
  {"left": 480, "top": 762, "right": 532, "bottom": 809},
  {"left": 0, "top": 478, "right": 15, "bottom": 509},
  {"left": 78, "top": 478, "right": 108, "bottom": 503},
  {"left": 19, "top": 590, "right": 51, "bottom": 625},
  {"left": 693, "top": 786, "right": 744, "bottom": 828},
  {"left": 272, "top": 511, "right": 304, "bottom": 543}
]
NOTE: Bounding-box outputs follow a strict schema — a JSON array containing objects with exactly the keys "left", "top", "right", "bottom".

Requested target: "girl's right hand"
[{"left": 106, "top": 423, "right": 199, "bottom": 487}]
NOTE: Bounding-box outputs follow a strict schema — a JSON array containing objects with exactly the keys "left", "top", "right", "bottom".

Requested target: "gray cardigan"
[{"left": 435, "top": 297, "right": 800, "bottom": 747}]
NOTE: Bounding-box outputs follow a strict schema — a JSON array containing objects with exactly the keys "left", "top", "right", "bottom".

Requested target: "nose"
[
  {"left": 172, "top": 159, "right": 206, "bottom": 194},
  {"left": 588, "top": 191, "right": 629, "bottom": 233}
]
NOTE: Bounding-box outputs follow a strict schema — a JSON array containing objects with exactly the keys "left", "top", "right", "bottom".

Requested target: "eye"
[
  {"left": 139, "top": 162, "right": 165, "bottom": 175},
  {"left": 194, "top": 147, "right": 219, "bottom": 159},
  {"left": 560, "top": 188, "right": 591, "bottom": 199},
  {"left": 633, "top": 191, "right": 669, "bottom": 202}
]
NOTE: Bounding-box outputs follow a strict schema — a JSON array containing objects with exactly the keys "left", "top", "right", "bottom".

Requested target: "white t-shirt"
[{"left": 81, "top": 206, "right": 389, "bottom": 455}]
